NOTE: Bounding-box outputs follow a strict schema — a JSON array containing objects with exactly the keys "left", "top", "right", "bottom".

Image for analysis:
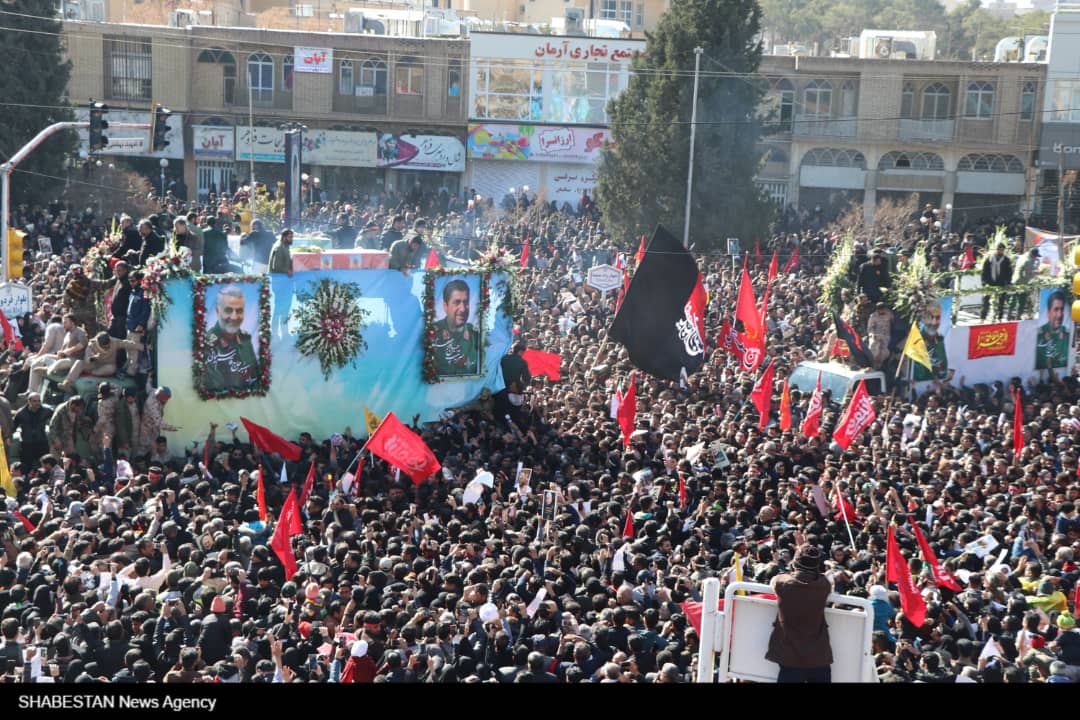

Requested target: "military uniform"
[
  {"left": 913, "top": 334, "right": 949, "bottom": 382},
  {"left": 202, "top": 322, "right": 261, "bottom": 392},
  {"left": 432, "top": 318, "right": 480, "bottom": 376},
  {"left": 1035, "top": 323, "right": 1069, "bottom": 370}
]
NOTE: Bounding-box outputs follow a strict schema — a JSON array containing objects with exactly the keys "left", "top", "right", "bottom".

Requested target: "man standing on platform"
[{"left": 766, "top": 543, "right": 833, "bottom": 683}]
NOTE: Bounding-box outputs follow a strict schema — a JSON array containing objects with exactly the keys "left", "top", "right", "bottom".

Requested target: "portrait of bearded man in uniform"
[
  {"left": 431, "top": 277, "right": 481, "bottom": 378},
  {"left": 202, "top": 283, "right": 262, "bottom": 393}
]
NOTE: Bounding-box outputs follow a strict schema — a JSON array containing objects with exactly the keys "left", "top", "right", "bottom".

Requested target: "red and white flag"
[
  {"left": 887, "top": 526, "right": 927, "bottom": 626},
  {"left": 832, "top": 379, "right": 876, "bottom": 450},
  {"left": 270, "top": 489, "right": 301, "bottom": 580},
  {"left": 732, "top": 266, "right": 765, "bottom": 372},
  {"left": 0, "top": 313, "right": 23, "bottom": 352},
  {"left": 299, "top": 459, "right": 316, "bottom": 507},
  {"left": 622, "top": 508, "right": 635, "bottom": 538},
  {"left": 425, "top": 248, "right": 440, "bottom": 269},
  {"left": 634, "top": 234, "right": 646, "bottom": 266},
  {"left": 366, "top": 412, "right": 441, "bottom": 485},
  {"left": 911, "top": 523, "right": 962, "bottom": 592},
  {"left": 800, "top": 372, "right": 823, "bottom": 439},
  {"left": 678, "top": 472, "right": 687, "bottom": 509},
  {"left": 960, "top": 244, "right": 976, "bottom": 270},
  {"left": 520, "top": 235, "right": 530, "bottom": 268}
]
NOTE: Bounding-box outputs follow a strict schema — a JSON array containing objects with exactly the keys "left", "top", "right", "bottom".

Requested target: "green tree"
[
  {"left": 597, "top": 0, "right": 774, "bottom": 250},
  {"left": 0, "top": 0, "right": 74, "bottom": 205}
]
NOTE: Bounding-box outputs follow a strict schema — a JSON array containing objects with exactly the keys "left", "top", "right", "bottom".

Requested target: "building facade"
[
  {"left": 1034, "top": 4, "right": 1080, "bottom": 232},
  {"left": 465, "top": 31, "right": 643, "bottom": 210},
  {"left": 63, "top": 20, "right": 469, "bottom": 202},
  {"left": 756, "top": 54, "right": 1046, "bottom": 226}
]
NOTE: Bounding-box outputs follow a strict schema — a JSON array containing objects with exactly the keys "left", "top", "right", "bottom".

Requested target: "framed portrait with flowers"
[
  {"left": 192, "top": 276, "right": 271, "bottom": 400},
  {"left": 423, "top": 273, "right": 487, "bottom": 382}
]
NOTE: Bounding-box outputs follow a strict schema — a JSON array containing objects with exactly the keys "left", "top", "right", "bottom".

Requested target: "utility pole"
[
  {"left": 683, "top": 46, "right": 703, "bottom": 250},
  {"left": 1059, "top": 149, "right": 1065, "bottom": 243},
  {"left": 248, "top": 77, "right": 256, "bottom": 192}
]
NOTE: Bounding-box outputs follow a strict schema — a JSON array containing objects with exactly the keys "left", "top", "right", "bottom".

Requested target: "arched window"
[
  {"left": 282, "top": 54, "right": 294, "bottom": 92},
  {"left": 957, "top": 154, "right": 1024, "bottom": 173},
  {"left": 964, "top": 81, "right": 994, "bottom": 119},
  {"left": 921, "top": 82, "right": 950, "bottom": 120},
  {"left": 839, "top": 80, "right": 857, "bottom": 117},
  {"left": 770, "top": 78, "right": 794, "bottom": 131},
  {"left": 900, "top": 81, "right": 914, "bottom": 119},
  {"left": 247, "top": 52, "right": 273, "bottom": 104},
  {"left": 879, "top": 151, "right": 944, "bottom": 171},
  {"left": 803, "top": 79, "right": 832, "bottom": 118},
  {"left": 395, "top": 56, "right": 423, "bottom": 96},
  {"left": 1021, "top": 80, "right": 1037, "bottom": 121},
  {"left": 339, "top": 59, "right": 354, "bottom": 96},
  {"left": 802, "top": 148, "right": 866, "bottom": 168},
  {"left": 360, "top": 58, "right": 387, "bottom": 96},
  {"left": 199, "top": 47, "right": 236, "bottom": 105}
]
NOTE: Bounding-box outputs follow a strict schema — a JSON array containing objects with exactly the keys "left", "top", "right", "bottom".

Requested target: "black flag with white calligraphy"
[{"left": 609, "top": 225, "right": 706, "bottom": 381}]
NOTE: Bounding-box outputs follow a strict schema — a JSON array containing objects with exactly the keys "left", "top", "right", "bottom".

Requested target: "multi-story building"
[
  {"left": 1034, "top": 4, "right": 1080, "bottom": 231},
  {"left": 755, "top": 48, "right": 1046, "bottom": 227},
  {"left": 63, "top": 20, "right": 469, "bottom": 201}
]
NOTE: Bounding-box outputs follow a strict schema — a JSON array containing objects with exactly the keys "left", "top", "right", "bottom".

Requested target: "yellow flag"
[
  {"left": 0, "top": 438, "right": 14, "bottom": 499},
  {"left": 364, "top": 407, "right": 381, "bottom": 436},
  {"left": 902, "top": 322, "right": 933, "bottom": 371},
  {"left": 732, "top": 551, "right": 745, "bottom": 596}
]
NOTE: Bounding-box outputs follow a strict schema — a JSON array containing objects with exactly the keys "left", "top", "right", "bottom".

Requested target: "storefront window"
[{"left": 472, "top": 59, "right": 629, "bottom": 125}]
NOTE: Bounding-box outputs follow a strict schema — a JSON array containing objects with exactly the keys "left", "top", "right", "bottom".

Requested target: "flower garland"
[
  {"left": 191, "top": 275, "right": 272, "bottom": 400},
  {"left": 471, "top": 242, "right": 523, "bottom": 318},
  {"left": 819, "top": 232, "right": 855, "bottom": 313},
  {"left": 141, "top": 247, "right": 193, "bottom": 324},
  {"left": 422, "top": 270, "right": 490, "bottom": 383},
  {"left": 889, "top": 245, "right": 938, "bottom": 322},
  {"left": 82, "top": 236, "right": 120, "bottom": 279},
  {"left": 291, "top": 278, "right": 370, "bottom": 380}
]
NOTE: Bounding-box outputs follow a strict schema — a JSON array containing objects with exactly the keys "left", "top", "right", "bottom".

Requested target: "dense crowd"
[{"left": 0, "top": 189, "right": 1076, "bottom": 685}]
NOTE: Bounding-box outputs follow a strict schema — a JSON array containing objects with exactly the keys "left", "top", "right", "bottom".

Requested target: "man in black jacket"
[
  {"left": 136, "top": 219, "right": 165, "bottom": 268},
  {"left": 379, "top": 215, "right": 406, "bottom": 250},
  {"left": 111, "top": 215, "right": 142, "bottom": 263},
  {"left": 980, "top": 242, "right": 1013, "bottom": 320}
]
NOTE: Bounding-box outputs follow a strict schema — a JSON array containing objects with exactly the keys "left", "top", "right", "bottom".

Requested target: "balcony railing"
[
  {"left": 793, "top": 115, "right": 857, "bottom": 138},
  {"left": 898, "top": 118, "right": 954, "bottom": 142}
]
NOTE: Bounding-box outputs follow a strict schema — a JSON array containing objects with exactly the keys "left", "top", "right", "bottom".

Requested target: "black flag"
[
  {"left": 609, "top": 225, "right": 706, "bottom": 381},
  {"left": 832, "top": 312, "right": 875, "bottom": 369}
]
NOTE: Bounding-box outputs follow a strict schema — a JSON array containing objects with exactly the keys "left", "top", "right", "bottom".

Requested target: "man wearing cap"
[
  {"left": 202, "top": 284, "right": 261, "bottom": 393},
  {"left": 325, "top": 213, "right": 358, "bottom": 250},
  {"left": 59, "top": 332, "right": 144, "bottom": 392},
  {"left": 357, "top": 222, "right": 380, "bottom": 250},
  {"left": 766, "top": 543, "right": 833, "bottom": 682},
  {"left": 1035, "top": 290, "right": 1069, "bottom": 371}
]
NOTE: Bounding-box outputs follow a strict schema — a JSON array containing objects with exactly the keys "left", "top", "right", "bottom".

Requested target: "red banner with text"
[{"left": 967, "top": 322, "right": 1017, "bottom": 360}]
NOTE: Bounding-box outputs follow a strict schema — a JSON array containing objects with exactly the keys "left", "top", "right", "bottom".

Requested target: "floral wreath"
[
  {"left": 422, "top": 270, "right": 490, "bottom": 383},
  {"left": 291, "top": 278, "right": 371, "bottom": 380},
  {"left": 192, "top": 274, "right": 272, "bottom": 400}
]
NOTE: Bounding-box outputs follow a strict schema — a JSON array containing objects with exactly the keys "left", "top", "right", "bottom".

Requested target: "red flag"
[
  {"left": 833, "top": 491, "right": 857, "bottom": 522},
  {"left": 424, "top": 248, "right": 440, "bottom": 269},
  {"left": 520, "top": 235, "right": 530, "bottom": 268},
  {"left": 617, "top": 373, "right": 637, "bottom": 447},
  {"left": 800, "top": 372, "right": 823, "bottom": 439},
  {"left": 521, "top": 349, "right": 562, "bottom": 381},
  {"left": 635, "top": 234, "right": 646, "bottom": 266},
  {"left": 887, "top": 526, "right": 926, "bottom": 627},
  {"left": 960, "top": 244, "right": 976, "bottom": 270},
  {"left": 832, "top": 379, "right": 876, "bottom": 450},
  {"left": 622, "top": 508, "right": 635, "bottom": 538},
  {"left": 0, "top": 313, "right": 23, "bottom": 352},
  {"left": 270, "top": 489, "right": 300, "bottom": 580},
  {"left": 718, "top": 319, "right": 736, "bottom": 356},
  {"left": 911, "top": 523, "right": 962, "bottom": 592},
  {"left": 256, "top": 468, "right": 267, "bottom": 523},
  {"left": 241, "top": 417, "right": 302, "bottom": 461},
  {"left": 754, "top": 238, "right": 762, "bottom": 266},
  {"left": 299, "top": 459, "right": 316, "bottom": 507},
  {"left": 767, "top": 250, "right": 778, "bottom": 283},
  {"left": 686, "top": 271, "right": 707, "bottom": 355},
  {"left": 759, "top": 250, "right": 778, "bottom": 322},
  {"left": 678, "top": 472, "right": 687, "bottom": 508},
  {"left": 366, "top": 411, "right": 441, "bottom": 485},
  {"left": 750, "top": 360, "right": 775, "bottom": 431},
  {"left": 733, "top": 266, "right": 765, "bottom": 372},
  {"left": 1013, "top": 388, "right": 1024, "bottom": 457},
  {"left": 781, "top": 246, "right": 799, "bottom": 273},
  {"left": 12, "top": 510, "right": 35, "bottom": 533},
  {"left": 779, "top": 378, "right": 791, "bottom": 431}
]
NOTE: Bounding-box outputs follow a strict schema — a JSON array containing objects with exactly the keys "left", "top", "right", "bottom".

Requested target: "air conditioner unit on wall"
[
  {"left": 292, "top": 4, "right": 313, "bottom": 17},
  {"left": 873, "top": 37, "right": 892, "bottom": 59}
]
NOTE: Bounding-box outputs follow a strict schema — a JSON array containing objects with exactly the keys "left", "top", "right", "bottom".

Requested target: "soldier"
[
  {"left": 866, "top": 302, "right": 893, "bottom": 370},
  {"left": 1035, "top": 290, "right": 1069, "bottom": 371},
  {"left": 59, "top": 332, "right": 144, "bottom": 393},
  {"left": 202, "top": 285, "right": 261, "bottom": 393},
  {"left": 1010, "top": 247, "right": 1040, "bottom": 319},
  {"left": 432, "top": 279, "right": 480, "bottom": 377}
]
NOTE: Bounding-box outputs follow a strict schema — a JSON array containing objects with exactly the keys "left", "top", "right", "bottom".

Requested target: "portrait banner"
[
  {"left": 192, "top": 275, "right": 272, "bottom": 400},
  {"left": 422, "top": 272, "right": 488, "bottom": 382}
]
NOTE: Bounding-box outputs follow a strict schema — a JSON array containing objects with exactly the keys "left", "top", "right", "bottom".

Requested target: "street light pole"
[{"left": 683, "top": 46, "right": 704, "bottom": 250}]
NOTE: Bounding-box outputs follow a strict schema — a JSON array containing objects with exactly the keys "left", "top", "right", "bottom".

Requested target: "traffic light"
[
  {"left": 151, "top": 104, "right": 171, "bottom": 152},
  {"left": 88, "top": 100, "right": 109, "bottom": 151},
  {"left": 6, "top": 229, "right": 24, "bottom": 280}
]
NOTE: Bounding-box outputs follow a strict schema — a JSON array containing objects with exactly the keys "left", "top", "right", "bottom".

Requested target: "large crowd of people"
[{"left": 0, "top": 187, "right": 1076, "bottom": 686}]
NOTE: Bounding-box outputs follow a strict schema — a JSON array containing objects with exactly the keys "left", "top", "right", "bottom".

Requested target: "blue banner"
[{"left": 156, "top": 270, "right": 512, "bottom": 446}]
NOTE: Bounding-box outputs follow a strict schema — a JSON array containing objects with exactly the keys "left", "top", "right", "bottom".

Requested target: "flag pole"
[{"left": 836, "top": 487, "right": 858, "bottom": 554}]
